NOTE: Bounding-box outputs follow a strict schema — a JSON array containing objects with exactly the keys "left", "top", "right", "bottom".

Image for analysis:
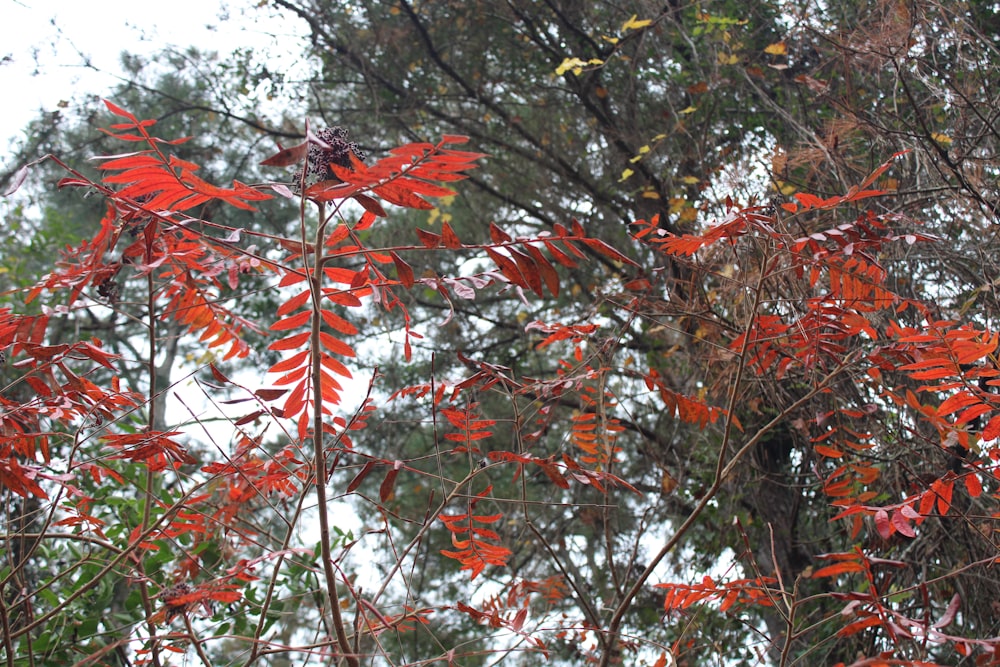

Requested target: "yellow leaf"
[
  {"left": 764, "top": 41, "right": 787, "bottom": 55},
  {"left": 681, "top": 175, "right": 700, "bottom": 184},
  {"left": 629, "top": 145, "right": 651, "bottom": 162},
  {"left": 931, "top": 132, "right": 952, "bottom": 144},
  {"left": 641, "top": 190, "right": 661, "bottom": 199},
  {"left": 619, "top": 168, "right": 634, "bottom": 182},
  {"left": 555, "top": 57, "right": 587, "bottom": 76},
  {"left": 660, "top": 468, "right": 678, "bottom": 494},
  {"left": 621, "top": 15, "right": 652, "bottom": 31},
  {"left": 679, "top": 207, "right": 699, "bottom": 223},
  {"left": 679, "top": 105, "right": 697, "bottom": 114},
  {"left": 602, "top": 36, "right": 620, "bottom": 45},
  {"left": 718, "top": 52, "right": 739, "bottom": 65}
]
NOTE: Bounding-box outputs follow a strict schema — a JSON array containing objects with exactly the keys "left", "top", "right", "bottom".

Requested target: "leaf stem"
[
  {"left": 140, "top": 270, "right": 161, "bottom": 667},
  {"left": 309, "top": 201, "right": 358, "bottom": 667}
]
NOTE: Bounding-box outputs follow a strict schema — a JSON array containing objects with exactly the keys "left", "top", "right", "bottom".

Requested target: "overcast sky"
[{"left": 1, "top": 0, "right": 303, "bottom": 170}]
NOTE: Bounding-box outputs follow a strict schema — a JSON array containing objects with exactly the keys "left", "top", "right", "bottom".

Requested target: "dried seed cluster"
[{"left": 303, "top": 127, "right": 366, "bottom": 184}]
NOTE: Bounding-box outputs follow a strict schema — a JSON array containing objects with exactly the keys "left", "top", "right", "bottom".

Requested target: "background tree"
[{"left": 1, "top": 0, "right": 999, "bottom": 665}]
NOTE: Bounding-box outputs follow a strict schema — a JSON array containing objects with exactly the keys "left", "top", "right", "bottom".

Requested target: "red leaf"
[
  {"left": 260, "top": 141, "right": 308, "bottom": 167},
  {"left": 347, "top": 460, "right": 378, "bottom": 494},
  {"left": 932, "top": 478, "right": 953, "bottom": 515},
  {"left": 353, "top": 194, "right": 386, "bottom": 218},
  {"left": 104, "top": 99, "right": 139, "bottom": 122},
  {"left": 441, "top": 222, "right": 462, "bottom": 249},
  {"left": 319, "top": 309, "right": 358, "bottom": 336},
  {"left": 415, "top": 228, "right": 442, "bottom": 248},
  {"left": 838, "top": 616, "right": 882, "bottom": 637},
  {"left": 524, "top": 244, "right": 560, "bottom": 297},
  {"left": 965, "top": 473, "right": 983, "bottom": 498},
  {"left": 982, "top": 412, "right": 1000, "bottom": 440},
  {"left": 270, "top": 309, "right": 313, "bottom": 332},
  {"left": 933, "top": 593, "right": 961, "bottom": 629},
  {"left": 811, "top": 561, "right": 866, "bottom": 578},
  {"left": 269, "top": 331, "right": 311, "bottom": 352},
  {"left": 859, "top": 150, "right": 909, "bottom": 190},
  {"left": 580, "top": 237, "right": 640, "bottom": 267},
  {"left": 255, "top": 388, "right": 289, "bottom": 401},
  {"left": 373, "top": 182, "right": 433, "bottom": 210},
  {"left": 508, "top": 247, "right": 543, "bottom": 296},
  {"left": 380, "top": 466, "right": 400, "bottom": 502},
  {"left": 489, "top": 222, "right": 512, "bottom": 244},
  {"left": 269, "top": 349, "right": 310, "bottom": 374},
  {"left": 484, "top": 247, "right": 528, "bottom": 289},
  {"left": 319, "top": 332, "right": 355, "bottom": 357},
  {"left": 937, "top": 391, "right": 978, "bottom": 417},
  {"left": 209, "top": 364, "right": 231, "bottom": 384},
  {"left": 814, "top": 444, "right": 844, "bottom": 458},
  {"left": 874, "top": 508, "right": 891, "bottom": 540},
  {"left": 891, "top": 509, "right": 916, "bottom": 538},
  {"left": 391, "top": 252, "right": 415, "bottom": 288}
]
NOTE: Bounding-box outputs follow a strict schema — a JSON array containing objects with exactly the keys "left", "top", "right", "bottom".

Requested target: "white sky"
[{"left": 1, "top": 0, "right": 303, "bottom": 170}]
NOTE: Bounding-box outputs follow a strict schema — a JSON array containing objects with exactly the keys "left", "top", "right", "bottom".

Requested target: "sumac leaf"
[
  {"left": 373, "top": 182, "right": 433, "bottom": 210},
  {"left": 319, "top": 309, "right": 358, "bottom": 335},
  {"left": 416, "top": 228, "right": 442, "bottom": 248},
  {"left": 891, "top": 510, "right": 916, "bottom": 538},
  {"left": 391, "top": 252, "right": 415, "bottom": 288},
  {"left": 965, "top": 473, "right": 983, "bottom": 498},
  {"left": 874, "top": 508, "right": 891, "bottom": 540},
  {"left": 269, "top": 331, "right": 311, "bottom": 352},
  {"left": 352, "top": 194, "right": 386, "bottom": 217},
  {"left": 255, "top": 388, "right": 288, "bottom": 401},
  {"left": 260, "top": 142, "right": 309, "bottom": 167},
  {"left": 270, "top": 309, "right": 313, "bottom": 332},
  {"left": 380, "top": 465, "right": 400, "bottom": 502},
  {"left": 347, "top": 460, "right": 378, "bottom": 494},
  {"left": 489, "top": 222, "right": 512, "bottom": 244},
  {"left": 441, "top": 222, "right": 462, "bottom": 249},
  {"left": 3, "top": 164, "right": 30, "bottom": 197}
]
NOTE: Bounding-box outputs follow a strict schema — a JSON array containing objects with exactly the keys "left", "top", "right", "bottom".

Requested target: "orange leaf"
[
  {"left": 814, "top": 445, "right": 844, "bottom": 458},
  {"left": 964, "top": 473, "right": 983, "bottom": 498},
  {"left": 270, "top": 309, "right": 312, "bottom": 332},
  {"left": 319, "top": 309, "right": 359, "bottom": 336},
  {"left": 269, "top": 331, "right": 311, "bottom": 352},
  {"left": 838, "top": 616, "right": 882, "bottom": 637}
]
